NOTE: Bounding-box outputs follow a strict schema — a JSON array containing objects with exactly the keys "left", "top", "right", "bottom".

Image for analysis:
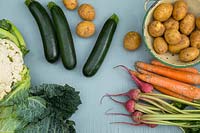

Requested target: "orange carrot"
[
  {"left": 137, "top": 68, "right": 194, "bottom": 101},
  {"left": 151, "top": 60, "right": 199, "bottom": 74},
  {"left": 136, "top": 61, "right": 200, "bottom": 85},
  {"left": 136, "top": 68, "right": 157, "bottom": 76},
  {"left": 131, "top": 70, "right": 200, "bottom": 100},
  {"left": 153, "top": 85, "right": 193, "bottom": 102}
]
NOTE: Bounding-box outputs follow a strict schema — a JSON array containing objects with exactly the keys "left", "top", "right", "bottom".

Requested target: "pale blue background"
[{"left": 0, "top": 0, "right": 186, "bottom": 133}]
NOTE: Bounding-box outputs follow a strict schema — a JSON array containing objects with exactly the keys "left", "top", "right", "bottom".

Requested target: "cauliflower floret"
[{"left": 0, "top": 39, "right": 24, "bottom": 99}]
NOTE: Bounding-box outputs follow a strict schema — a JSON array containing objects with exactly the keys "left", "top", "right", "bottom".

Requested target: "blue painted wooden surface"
[{"left": 0, "top": 0, "right": 187, "bottom": 132}]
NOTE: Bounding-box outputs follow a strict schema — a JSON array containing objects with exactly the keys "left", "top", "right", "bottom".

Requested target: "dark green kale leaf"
[
  {"left": 16, "top": 114, "right": 76, "bottom": 133},
  {"left": 30, "top": 84, "right": 81, "bottom": 120},
  {"left": 16, "top": 96, "right": 48, "bottom": 123}
]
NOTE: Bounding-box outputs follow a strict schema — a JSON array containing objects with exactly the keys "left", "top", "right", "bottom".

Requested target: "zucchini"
[
  {"left": 25, "top": 0, "right": 59, "bottom": 63},
  {"left": 48, "top": 2, "right": 77, "bottom": 70},
  {"left": 83, "top": 14, "right": 119, "bottom": 77}
]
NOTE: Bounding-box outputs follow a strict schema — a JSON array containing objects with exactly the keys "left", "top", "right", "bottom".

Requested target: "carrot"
[
  {"left": 137, "top": 68, "right": 194, "bottom": 101},
  {"left": 136, "top": 61, "right": 200, "bottom": 85},
  {"left": 153, "top": 85, "right": 193, "bottom": 102},
  {"left": 151, "top": 60, "right": 199, "bottom": 74},
  {"left": 132, "top": 70, "right": 200, "bottom": 100},
  {"left": 136, "top": 68, "right": 157, "bottom": 76}
]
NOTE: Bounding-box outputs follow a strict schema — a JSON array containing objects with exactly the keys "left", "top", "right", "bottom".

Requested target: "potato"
[
  {"left": 179, "top": 47, "right": 199, "bottom": 62},
  {"left": 196, "top": 17, "right": 200, "bottom": 30},
  {"left": 172, "top": 0, "right": 188, "bottom": 21},
  {"left": 63, "top": 0, "right": 78, "bottom": 10},
  {"left": 123, "top": 31, "right": 141, "bottom": 51},
  {"left": 76, "top": 21, "right": 95, "bottom": 38},
  {"left": 163, "top": 17, "right": 179, "bottom": 30},
  {"left": 190, "top": 30, "right": 200, "bottom": 48},
  {"left": 153, "top": 3, "right": 173, "bottom": 22},
  {"left": 164, "top": 29, "right": 181, "bottom": 45},
  {"left": 78, "top": 4, "right": 95, "bottom": 21},
  {"left": 153, "top": 37, "right": 168, "bottom": 54},
  {"left": 169, "top": 34, "right": 190, "bottom": 54},
  {"left": 180, "top": 13, "right": 195, "bottom": 35},
  {"left": 148, "top": 21, "right": 165, "bottom": 37}
]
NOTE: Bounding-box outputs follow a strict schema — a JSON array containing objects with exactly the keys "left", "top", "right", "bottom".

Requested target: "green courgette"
[
  {"left": 25, "top": 0, "right": 59, "bottom": 63},
  {"left": 83, "top": 14, "right": 119, "bottom": 77},
  {"left": 48, "top": 2, "right": 77, "bottom": 70}
]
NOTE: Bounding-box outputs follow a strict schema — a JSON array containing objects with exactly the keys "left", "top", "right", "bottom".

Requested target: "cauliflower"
[{"left": 0, "top": 39, "right": 24, "bottom": 99}]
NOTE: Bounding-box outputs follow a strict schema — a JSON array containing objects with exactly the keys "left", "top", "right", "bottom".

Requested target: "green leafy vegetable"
[
  {"left": 0, "top": 67, "right": 31, "bottom": 106},
  {"left": 17, "top": 115, "right": 76, "bottom": 133},
  {"left": 0, "top": 83, "right": 81, "bottom": 133},
  {"left": 16, "top": 96, "right": 47, "bottom": 123},
  {"left": 30, "top": 84, "right": 81, "bottom": 119},
  {"left": 0, "top": 19, "right": 29, "bottom": 55}
]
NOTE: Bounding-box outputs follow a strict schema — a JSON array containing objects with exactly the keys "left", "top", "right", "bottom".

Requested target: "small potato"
[
  {"left": 153, "top": 37, "right": 168, "bottom": 54},
  {"left": 78, "top": 4, "right": 95, "bottom": 21},
  {"left": 153, "top": 3, "right": 173, "bottom": 22},
  {"left": 76, "top": 21, "right": 95, "bottom": 38},
  {"left": 172, "top": 0, "right": 188, "bottom": 21},
  {"left": 190, "top": 30, "right": 200, "bottom": 48},
  {"left": 163, "top": 17, "right": 179, "bottom": 30},
  {"left": 169, "top": 34, "right": 190, "bottom": 54},
  {"left": 123, "top": 31, "right": 141, "bottom": 51},
  {"left": 196, "top": 17, "right": 200, "bottom": 30},
  {"left": 179, "top": 47, "right": 200, "bottom": 62},
  {"left": 180, "top": 13, "right": 195, "bottom": 35},
  {"left": 148, "top": 21, "right": 165, "bottom": 37},
  {"left": 164, "top": 29, "right": 181, "bottom": 45},
  {"left": 63, "top": 0, "right": 78, "bottom": 10}
]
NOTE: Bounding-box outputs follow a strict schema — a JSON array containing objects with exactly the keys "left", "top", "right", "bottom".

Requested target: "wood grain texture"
[{"left": 0, "top": 0, "right": 187, "bottom": 132}]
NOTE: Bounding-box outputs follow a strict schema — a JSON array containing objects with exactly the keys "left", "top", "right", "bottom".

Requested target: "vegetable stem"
[
  {"left": 143, "top": 121, "right": 199, "bottom": 128},
  {"left": 146, "top": 93, "right": 200, "bottom": 108},
  {"left": 110, "top": 13, "right": 119, "bottom": 24},
  {"left": 25, "top": 0, "right": 34, "bottom": 6},
  {"left": 141, "top": 98, "right": 174, "bottom": 113},
  {"left": 141, "top": 95, "right": 188, "bottom": 114},
  {"left": 47, "top": 1, "right": 56, "bottom": 9},
  {"left": 136, "top": 104, "right": 159, "bottom": 114}
]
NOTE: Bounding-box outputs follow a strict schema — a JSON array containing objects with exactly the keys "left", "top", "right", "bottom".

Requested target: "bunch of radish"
[{"left": 102, "top": 61, "right": 200, "bottom": 131}]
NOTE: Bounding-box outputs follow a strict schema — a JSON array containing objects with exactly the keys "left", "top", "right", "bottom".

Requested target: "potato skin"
[
  {"left": 180, "top": 13, "right": 195, "bottom": 35},
  {"left": 196, "top": 17, "right": 200, "bottom": 30},
  {"left": 123, "top": 31, "right": 141, "bottom": 51},
  {"left": 172, "top": 0, "right": 188, "bottom": 21},
  {"left": 169, "top": 34, "right": 190, "bottom": 54},
  {"left": 164, "top": 29, "right": 181, "bottom": 45},
  {"left": 63, "top": 0, "right": 78, "bottom": 10},
  {"left": 148, "top": 21, "right": 165, "bottom": 37},
  {"left": 153, "top": 3, "right": 173, "bottom": 22},
  {"left": 78, "top": 4, "right": 95, "bottom": 21},
  {"left": 190, "top": 30, "right": 200, "bottom": 48},
  {"left": 163, "top": 17, "right": 179, "bottom": 30},
  {"left": 153, "top": 37, "right": 168, "bottom": 54},
  {"left": 179, "top": 47, "right": 199, "bottom": 62},
  {"left": 76, "top": 21, "right": 96, "bottom": 38}
]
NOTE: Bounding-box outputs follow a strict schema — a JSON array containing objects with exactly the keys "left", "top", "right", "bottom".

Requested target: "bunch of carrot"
[
  {"left": 134, "top": 60, "right": 200, "bottom": 102},
  {"left": 102, "top": 60, "right": 200, "bottom": 132}
]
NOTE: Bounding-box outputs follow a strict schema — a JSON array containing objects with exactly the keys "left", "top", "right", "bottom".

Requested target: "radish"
[
  {"left": 101, "top": 89, "right": 141, "bottom": 103},
  {"left": 106, "top": 111, "right": 158, "bottom": 128},
  {"left": 101, "top": 88, "right": 200, "bottom": 113},
  {"left": 107, "top": 96, "right": 160, "bottom": 114},
  {"left": 107, "top": 110, "right": 200, "bottom": 128},
  {"left": 114, "top": 65, "right": 153, "bottom": 93}
]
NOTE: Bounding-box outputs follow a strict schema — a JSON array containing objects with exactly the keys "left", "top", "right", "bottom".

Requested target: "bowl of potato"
[{"left": 143, "top": 0, "right": 200, "bottom": 67}]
